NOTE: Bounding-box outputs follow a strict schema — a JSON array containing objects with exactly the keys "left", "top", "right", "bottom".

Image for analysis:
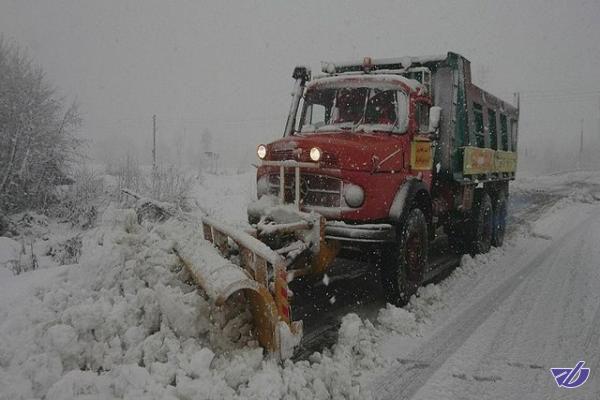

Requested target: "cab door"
[{"left": 410, "top": 101, "right": 435, "bottom": 186}]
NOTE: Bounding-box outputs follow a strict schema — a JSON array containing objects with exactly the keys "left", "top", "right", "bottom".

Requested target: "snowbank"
[
  {"left": 0, "top": 204, "right": 388, "bottom": 399},
  {"left": 0, "top": 237, "right": 20, "bottom": 269}
]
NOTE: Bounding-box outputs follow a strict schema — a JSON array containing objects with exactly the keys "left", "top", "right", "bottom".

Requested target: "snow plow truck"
[{"left": 188, "top": 52, "right": 519, "bottom": 359}]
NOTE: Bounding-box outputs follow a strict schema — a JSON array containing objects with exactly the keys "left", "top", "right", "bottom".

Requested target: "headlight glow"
[
  {"left": 257, "top": 144, "right": 267, "bottom": 159},
  {"left": 309, "top": 147, "right": 322, "bottom": 162}
]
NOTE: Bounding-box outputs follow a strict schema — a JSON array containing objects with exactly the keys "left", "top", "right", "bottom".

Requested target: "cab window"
[{"left": 364, "top": 90, "right": 397, "bottom": 125}]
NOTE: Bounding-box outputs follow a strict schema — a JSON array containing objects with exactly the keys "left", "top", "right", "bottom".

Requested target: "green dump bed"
[{"left": 422, "top": 52, "right": 519, "bottom": 183}]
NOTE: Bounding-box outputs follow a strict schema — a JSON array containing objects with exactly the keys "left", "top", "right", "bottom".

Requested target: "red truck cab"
[{"left": 253, "top": 72, "right": 438, "bottom": 242}]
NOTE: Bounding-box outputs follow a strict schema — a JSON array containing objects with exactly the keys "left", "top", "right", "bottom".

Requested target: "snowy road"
[{"left": 372, "top": 179, "right": 600, "bottom": 399}]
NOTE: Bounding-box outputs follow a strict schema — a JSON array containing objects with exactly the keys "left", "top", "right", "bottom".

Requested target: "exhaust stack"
[{"left": 283, "top": 66, "right": 311, "bottom": 137}]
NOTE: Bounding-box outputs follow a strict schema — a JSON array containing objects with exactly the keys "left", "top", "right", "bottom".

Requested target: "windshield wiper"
[
  {"left": 316, "top": 123, "right": 353, "bottom": 132},
  {"left": 351, "top": 115, "right": 366, "bottom": 133}
]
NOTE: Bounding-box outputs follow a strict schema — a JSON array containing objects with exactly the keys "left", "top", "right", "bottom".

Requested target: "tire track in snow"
[
  {"left": 582, "top": 213, "right": 600, "bottom": 373},
  {"left": 585, "top": 301, "right": 600, "bottom": 370},
  {"left": 371, "top": 212, "right": 596, "bottom": 400},
  {"left": 429, "top": 215, "right": 596, "bottom": 400}
]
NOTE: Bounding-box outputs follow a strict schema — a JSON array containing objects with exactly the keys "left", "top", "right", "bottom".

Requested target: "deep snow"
[{"left": 0, "top": 170, "right": 599, "bottom": 399}]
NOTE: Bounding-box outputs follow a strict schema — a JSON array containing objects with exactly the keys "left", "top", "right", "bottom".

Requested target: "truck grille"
[
  {"left": 271, "top": 149, "right": 295, "bottom": 160},
  {"left": 268, "top": 173, "right": 342, "bottom": 207}
]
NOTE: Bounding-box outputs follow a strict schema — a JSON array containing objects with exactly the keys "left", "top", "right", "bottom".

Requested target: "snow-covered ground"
[{"left": 1, "top": 170, "right": 599, "bottom": 399}]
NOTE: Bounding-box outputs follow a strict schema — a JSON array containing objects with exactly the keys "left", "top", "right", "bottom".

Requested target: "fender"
[{"left": 388, "top": 178, "right": 432, "bottom": 226}]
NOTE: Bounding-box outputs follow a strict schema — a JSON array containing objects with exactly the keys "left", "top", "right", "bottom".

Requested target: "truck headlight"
[
  {"left": 309, "top": 147, "right": 322, "bottom": 162},
  {"left": 257, "top": 144, "right": 267, "bottom": 159},
  {"left": 343, "top": 184, "right": 364, "bottom": 208}
]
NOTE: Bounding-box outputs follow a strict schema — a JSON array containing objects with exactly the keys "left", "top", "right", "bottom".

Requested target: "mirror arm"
[{"left": 422, "top": 127, "right": 440, "bottom": 141}]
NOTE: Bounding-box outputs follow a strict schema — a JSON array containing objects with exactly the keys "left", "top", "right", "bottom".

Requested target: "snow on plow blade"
[{"left": 173, "top": 216, "right": 302, "bottom": 359}]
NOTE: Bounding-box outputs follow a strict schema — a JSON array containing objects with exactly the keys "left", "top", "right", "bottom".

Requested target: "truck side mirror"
[
  {"left": 292, "top": 66, "right": 311, "bottom": 81},
  {"left": 429, "top": 106, "right": 442, "bottom": 132}
]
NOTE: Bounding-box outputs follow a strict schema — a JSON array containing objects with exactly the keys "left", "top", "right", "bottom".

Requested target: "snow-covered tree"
[{"left": 0, "top": 37, "right": 81, "bottom": 213}]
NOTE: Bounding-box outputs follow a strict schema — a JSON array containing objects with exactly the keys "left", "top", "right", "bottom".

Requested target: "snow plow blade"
[{"left": 173, "top": 216, "right": 303, "bottom": 359}]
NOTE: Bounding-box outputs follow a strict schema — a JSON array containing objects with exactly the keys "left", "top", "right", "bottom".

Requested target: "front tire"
[{"left": 381, "top": 208, "right": 429, "bottom": 306}]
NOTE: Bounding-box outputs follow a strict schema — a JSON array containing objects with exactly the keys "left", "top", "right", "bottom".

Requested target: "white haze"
[{"left": 1, "top": 0, "right": 599, "bottom": 173}]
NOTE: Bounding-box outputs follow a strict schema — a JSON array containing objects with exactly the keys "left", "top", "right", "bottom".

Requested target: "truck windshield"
[{"left": 298, "top": 87, "right": 408, "bottom": 134}]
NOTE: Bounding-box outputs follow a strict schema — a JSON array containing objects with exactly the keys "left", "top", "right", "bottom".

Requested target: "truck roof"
[{"left": 308, "top": 74, "right": 424, "bottom": 93}]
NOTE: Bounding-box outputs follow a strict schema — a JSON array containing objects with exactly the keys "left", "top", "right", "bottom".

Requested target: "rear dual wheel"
[
  {"left": 468, "top": 191, "right": 493, "bottom": 255},
  {"left": 380, "top": 208, "right": 429, "bottom": 306},
  {"left": 492, "top": 191, "right": 508, "bottom": 247},
  {"left": 447, "top": 189, "right": 507, "bottom": 256}
]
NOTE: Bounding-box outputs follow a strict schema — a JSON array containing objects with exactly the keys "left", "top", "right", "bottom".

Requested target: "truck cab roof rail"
[{"left": 320, "top": 52, "right": 454, "bottom": 74}]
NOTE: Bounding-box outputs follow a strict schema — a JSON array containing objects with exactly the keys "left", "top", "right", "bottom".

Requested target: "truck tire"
[
  {"left": 492, "top": 191, "right": 508, "bottom": 247},
  {"left": 380, "top": 208, "right": 428, "bottom": 306},
  {"left": 469, "top": 191, "right": 493, "bottom": 255}
]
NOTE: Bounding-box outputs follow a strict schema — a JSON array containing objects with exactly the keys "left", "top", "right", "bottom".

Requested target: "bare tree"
[{"left": 0, "top": 36, "right": 81, "bottom": 213}]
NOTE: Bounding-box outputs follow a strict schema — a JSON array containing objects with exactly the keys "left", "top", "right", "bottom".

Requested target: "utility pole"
[
  {"left": 578, "top": 118, "right": 584, "bottom": 170},
  {"left": 152, "top": 114, "right": 157, "bottom": 170},
  {"left": 597, "top": 96, "right": 600, "bottom": 170}
]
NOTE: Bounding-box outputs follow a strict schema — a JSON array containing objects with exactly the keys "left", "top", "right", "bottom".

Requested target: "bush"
[
  {"left": 113, "top": 154, "right": 143, "bottom": 202},
  {"left": 50, "top": 167, "right": 104, "bottom": 228},
  {"left": 110, "top": 155, "right": 192, "bottom": 211},
  {"left": 46, "top": 234, "right": 82, "bottom": 265},
  {"left": 146, "top": 164, "right": 192, "bottom": 210},
  {"left": 0, "top": 213, "right": 9, "bottom": 236}
]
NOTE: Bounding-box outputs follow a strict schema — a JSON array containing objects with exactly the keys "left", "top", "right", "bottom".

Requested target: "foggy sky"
[{"left": 1, "top": 0, "right": 600, "bottom": 172}]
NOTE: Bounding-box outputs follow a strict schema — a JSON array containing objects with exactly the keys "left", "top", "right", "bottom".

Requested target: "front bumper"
[{"left": 324, "top": 221, "right": 396, "bottom": 243}]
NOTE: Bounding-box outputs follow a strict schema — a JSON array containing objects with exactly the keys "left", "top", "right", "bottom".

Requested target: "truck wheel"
[
  {"left": 492, "top": 191, "right": 508, "bottom": 247},
  {"left": 381, "top": 208, "right": 428, "bottom": 306},
  {"left": 469, "top": 191, "right": 493, "bottom": 255}
]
